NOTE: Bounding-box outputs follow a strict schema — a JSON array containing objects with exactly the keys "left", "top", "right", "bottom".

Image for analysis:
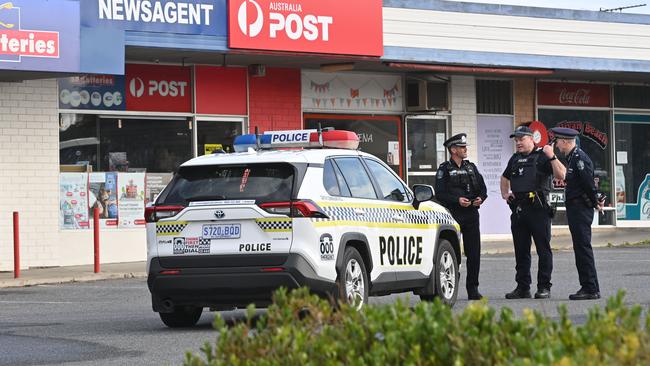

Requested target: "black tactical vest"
[
  {"left": 446, "top": 161, "right": 480, "bottom": 197},
  {"left": 509, "top": 150, "right": 551, "bottom": 194}
]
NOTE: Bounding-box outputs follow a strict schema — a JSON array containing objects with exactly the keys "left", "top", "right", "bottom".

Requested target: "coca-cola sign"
[{"left": 538, "top": 82, "right": 610, "bottom": 108}]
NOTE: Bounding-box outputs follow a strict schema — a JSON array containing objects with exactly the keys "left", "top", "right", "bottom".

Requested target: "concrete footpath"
[{"left": 1, "top": 227, "right": 648, "bottom": 289}]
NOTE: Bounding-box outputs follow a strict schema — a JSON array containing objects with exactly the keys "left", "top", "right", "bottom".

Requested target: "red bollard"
[
  {"left": 93, "top": 207, "right": 100, "bottom": 273},
  {"left": 13, "top": 212, "right": 20, "bottom": 279}
]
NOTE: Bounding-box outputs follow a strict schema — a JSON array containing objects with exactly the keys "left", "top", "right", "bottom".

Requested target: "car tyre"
[
  {"left": 159, "top": 306, "right": 203, "bottom": 328},
  {"left": 335, "top": 247, "right": 369, "bottom": 310},
  {"left": 420, "top": 239, "right": 459, "bottom": 306}
]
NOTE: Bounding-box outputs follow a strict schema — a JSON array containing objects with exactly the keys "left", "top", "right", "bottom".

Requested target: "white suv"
[{"left": 145, "top": 129, "right": 461, "bottom": 327}]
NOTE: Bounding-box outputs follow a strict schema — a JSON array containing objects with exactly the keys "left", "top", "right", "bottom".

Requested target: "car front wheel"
[{"left": 420, "top": 239, "right": 459, "bottom": 306}]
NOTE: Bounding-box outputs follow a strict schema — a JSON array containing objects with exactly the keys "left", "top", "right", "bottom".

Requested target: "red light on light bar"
[
  {"left": 159, "top": 270, "right": 181, "bottom": 275},
  {"left": 261, "top": 267, "right": 284, "bottom": 272}
]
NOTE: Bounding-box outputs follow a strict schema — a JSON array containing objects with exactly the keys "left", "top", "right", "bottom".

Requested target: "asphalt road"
[{"left": 1, "top": 246, "right": 649, "bottom": 366}]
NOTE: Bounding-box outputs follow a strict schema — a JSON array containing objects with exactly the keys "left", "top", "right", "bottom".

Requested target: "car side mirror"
[{"left": 412, "top": 184, "right": 435, "bottom": 210}]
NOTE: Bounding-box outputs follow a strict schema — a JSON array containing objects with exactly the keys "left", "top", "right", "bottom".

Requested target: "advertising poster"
[
  {"left": 59, "top": 173, "right": 89, "bottom": 230},
  {"left": 118, "top": 172, "right": 146, "bottom": 228},
  {"left": 204, "top": 144, "right": 223, "bottom": 155},
  {"left": 615, "top": 166, "right": 626, "bottom": 219},
  {"left": 477, "top": 116, "right": 514, "bottom": 235},
  {"left": 145, "top": 173, "right": 174, "bottom": 205},
  {"left": 89, "top": 172, "right": 118, "bottom": 228},
  {"left": 58, "top": 74, "right": 126, "bottom": 111},
  {"left": 387, "top": 141, "right": 400, "bottom": 166}
]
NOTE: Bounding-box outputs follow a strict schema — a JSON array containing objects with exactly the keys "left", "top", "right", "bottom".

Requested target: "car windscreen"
[{"left": 158, "top": 163, "right": 294, "bottom": 206}]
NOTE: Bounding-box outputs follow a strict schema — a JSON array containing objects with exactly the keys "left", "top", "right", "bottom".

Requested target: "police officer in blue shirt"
[
  {"left": 435, "top": 133, "right": 488, "bottom": 300},
  {"left": 551, "top": 127, "right": 603, "bottom": 300},
  {"left": 500, "top": 126, "right": 566, "bottom": 299}
]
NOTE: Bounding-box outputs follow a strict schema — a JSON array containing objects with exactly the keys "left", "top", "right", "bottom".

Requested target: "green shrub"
[{"left": 184, "top": 288, "right": 650, "bottom": 366}]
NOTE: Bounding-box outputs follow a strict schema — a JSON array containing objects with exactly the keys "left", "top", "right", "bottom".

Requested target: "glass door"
[
  {"left": 196, "top": 118, "right": 245, "bottom": 156},
  {"left": 405, "top": 115, "right": 448, "bottom": 186}
]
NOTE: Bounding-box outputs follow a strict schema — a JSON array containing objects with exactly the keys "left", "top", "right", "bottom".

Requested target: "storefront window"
[
  {"left": 197, "top": 120, "right": 243, "bottom": 155},
  {"left": 538, "top": 109, "right": 614, "bottom": 225},
  {"left": 60, "top": 114, "right": 192, "bottom": 173},
  {"left": 614, "top": 114, "right": 650, "bottom": 221},
  {"left": 305, "top": 114, "right": 402, "bottom": 176}
]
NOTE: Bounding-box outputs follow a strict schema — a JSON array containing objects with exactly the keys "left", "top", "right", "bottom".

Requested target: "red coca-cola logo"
[
  {"left": 559, "top": 88, "right": 591, "bottom": 105},
  {"left": 538, "top": 82, "right": 610, "bottom": 107}
]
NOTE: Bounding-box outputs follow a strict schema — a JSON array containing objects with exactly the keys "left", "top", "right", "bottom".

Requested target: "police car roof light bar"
[{"left": 232, "top": 129, "right": 360, "bottom": 152}]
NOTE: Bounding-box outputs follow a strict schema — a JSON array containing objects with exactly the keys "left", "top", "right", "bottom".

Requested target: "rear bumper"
[{"left": 147, "top": 254, "right": 336, "bottom": 311}]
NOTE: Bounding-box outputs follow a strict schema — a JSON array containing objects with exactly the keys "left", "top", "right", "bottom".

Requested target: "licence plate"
[{"left": 202, "top": 224, "right": 241, "bottom": 239}]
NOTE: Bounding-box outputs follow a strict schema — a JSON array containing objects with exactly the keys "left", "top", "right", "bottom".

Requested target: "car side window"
[
  {"left": 333, "top": 157, "right": 377, "bottom": 199},
  {"left": 364, "top": 158, "right": 409, "bottom": 202},
  {"left": 323, "top": 159, "right": 340, "bottom": 196}
]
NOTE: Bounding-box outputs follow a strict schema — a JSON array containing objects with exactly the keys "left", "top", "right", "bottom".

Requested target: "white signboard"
[
  {"left": 302, "top": 71, "right": 403, "bottom": 113},
  {"left": 118, "top": 172, "right": 146, "bottom": 228}
]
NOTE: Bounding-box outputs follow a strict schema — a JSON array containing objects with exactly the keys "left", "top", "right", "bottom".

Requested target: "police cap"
[
  {"left": 509, "top": 125, "right": 534, "bottom": 138},
  {"left": 550, "top": 127, "right": 579, "bottom": 139},
  {"left": 443, "top": 133, "right": 468, "bottom": 148}
]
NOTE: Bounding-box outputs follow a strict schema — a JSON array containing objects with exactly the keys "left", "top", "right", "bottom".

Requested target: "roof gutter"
[{"left": 385, "top": 62, "right": 555, "bottom": 76}]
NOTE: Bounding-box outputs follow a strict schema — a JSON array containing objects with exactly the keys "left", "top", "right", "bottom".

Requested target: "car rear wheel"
[
  {"left": 420, "top": 239, "right": 459, "bottom": 306},
  {"left": 336, "top": 247, "right": 368, "bottom": 310},
  {"left": 159, "top": 306, "right": 203, "bottom": 328}
]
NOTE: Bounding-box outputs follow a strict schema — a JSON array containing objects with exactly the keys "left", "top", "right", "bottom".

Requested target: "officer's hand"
[
  {"left": 472, "top": 197, "right": 483, "bottom": 207},
  {"left": 459, "top": 197, "right": 471, "bottom": 207},
  {"left": 542, "top": 144, "right": 555, "bottom": 158},
  {"left": 597, "top": 198, "right": 606, "bottom": 213}
]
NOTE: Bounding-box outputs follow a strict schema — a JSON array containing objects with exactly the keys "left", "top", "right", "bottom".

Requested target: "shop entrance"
[
  {"left": 195, "top": 117, "right": 245, "bottom": 155},
  {"left": 405, "top": 115, "right": 448, "bottom": 186}
]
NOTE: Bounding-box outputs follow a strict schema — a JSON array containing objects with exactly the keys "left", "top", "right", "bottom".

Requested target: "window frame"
[{"left": 331, "top": 156, "right": 379, "bottom": 200}]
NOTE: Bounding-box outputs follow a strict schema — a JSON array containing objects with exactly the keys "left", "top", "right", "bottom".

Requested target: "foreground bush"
[{"left": 184, "top": 288, "right": 650, "bottom": 366}]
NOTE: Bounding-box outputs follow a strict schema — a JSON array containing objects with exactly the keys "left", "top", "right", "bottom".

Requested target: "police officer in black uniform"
[
  {"left": 435, "top": 133, "right": 487, "bottom": 300},
  {"left": 500, "top": 126, "right": 566, "bottom": 299},
  {"left": 551, "top": 127, "right": 603, "bottom": 300}
]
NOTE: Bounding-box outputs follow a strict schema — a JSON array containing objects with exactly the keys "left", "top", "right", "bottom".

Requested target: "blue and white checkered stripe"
[{"left": 314, "top": 206, "right": 454, "bottom": 226}]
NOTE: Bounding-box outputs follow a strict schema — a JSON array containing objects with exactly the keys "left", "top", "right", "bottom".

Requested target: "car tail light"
[
  {"left": 258, "top": 200, "right": 328, "bottom": 218},
  {"left": 144, "top": 205, "right": 185, "bottom": 223}
]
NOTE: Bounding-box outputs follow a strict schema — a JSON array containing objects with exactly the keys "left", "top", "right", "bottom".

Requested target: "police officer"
[
  {"left": 500, "top": 126, "right": 566, "bottom": 299},
  {"left": 551, "top": 127, "right": 602, "bottom": 300},
  {"left": 435, "top": 133, "right": 487, "bottom": 300}
]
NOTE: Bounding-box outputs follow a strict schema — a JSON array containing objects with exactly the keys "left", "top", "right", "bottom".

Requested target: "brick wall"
[
  {"left": 248, "top": 67, "right": 302, "bottom": 132},
  {"left": 0, "top": 79, "right": 60, "bottom": 271},
  {"left": 514, "top": 78, "right": 536, "bottom": 126},
  {"left": 450, "top": 75, "right": 478, "bottom": 162}
]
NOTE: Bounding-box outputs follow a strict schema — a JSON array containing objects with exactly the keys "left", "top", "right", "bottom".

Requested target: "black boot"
[
  {"left": 505, "top": 286, "right": 531, "bottom": 299},
  {"left": 569, "top": 288, "right": 601, "bottom": 300},
  {"left": 467, "top": 288, "right": 484, "bottom": 300},
  {"left": 534, "top": 288, "right": 551, "bottom": 299}
]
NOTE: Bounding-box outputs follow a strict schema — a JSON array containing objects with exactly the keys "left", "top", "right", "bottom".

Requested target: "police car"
[{"left": 145, "top": 129, "right": 461, "bottom": 327}]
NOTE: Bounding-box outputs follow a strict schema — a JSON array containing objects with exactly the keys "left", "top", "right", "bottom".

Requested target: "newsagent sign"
[
  {"left": 228, "top": 0, "right": 383, "bottom": 56},
  {"left": 0, "top": 0, "right": 80, "bottom": 72}
]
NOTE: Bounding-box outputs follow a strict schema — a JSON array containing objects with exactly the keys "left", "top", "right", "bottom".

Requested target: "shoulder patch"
[
  {"left": 577, "top": 160, "right": 585, "bottom": 170},
  {"left": 437, "top": 170, "right": 444, "bottom": 179}
]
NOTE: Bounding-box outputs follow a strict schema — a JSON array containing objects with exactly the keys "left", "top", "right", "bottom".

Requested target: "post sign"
[
  {"left": 82, "top": 0, "right": 227, "bottom": 36},
  {"left": 228, "top": 0, "right": 383, "bottom": 56},
  {"left": 125, "top": 64, "right": 192, "bottom": 112},
  {"left": 0, "top": 0, "right": 80, "bottom": 72},
  {"left": 537, "top": 82, "right": 610, "bottom": 108}
]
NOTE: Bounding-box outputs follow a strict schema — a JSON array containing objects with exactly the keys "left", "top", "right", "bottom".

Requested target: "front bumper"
[{"left": 147, "top": 254, "right": 336, "bottom": 311}]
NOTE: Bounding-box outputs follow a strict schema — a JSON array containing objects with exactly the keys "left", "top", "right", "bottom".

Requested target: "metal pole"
[
  {"left": 94, "top": 207, "right": 100, "bottom": 273},
  {"left": 13, "top": 212, "right": 19, "bottom": 278}
]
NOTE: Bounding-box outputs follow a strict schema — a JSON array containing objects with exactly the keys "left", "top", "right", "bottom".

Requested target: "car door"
[{"left": 363, "top": 157, "right": 434, "bottom": 285}]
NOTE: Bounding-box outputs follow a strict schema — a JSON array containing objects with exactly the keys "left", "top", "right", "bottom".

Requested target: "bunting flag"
[
  {"left": 383, "top": 84, "right": 399, "bottom": 98},
  {"left": 350, "top": 88, "right": 359, "bottom": 98},
  {"left": 330, "top": 98, "right": 336, "bottom": 106},
  {"left": 382, "top": 99, "right": 387, "bottom": 107},
  {"left": 315, "top": 99, "right": 321, "bottom": 107},
  {"left": 362, "top": 98, "right": 367, "bottom": 106},
  {"left": 347, "top": 99, "right": 352, "bottom": 107},
  {"left": 310, "top": 81, "right": 330, "bottom": 93}
]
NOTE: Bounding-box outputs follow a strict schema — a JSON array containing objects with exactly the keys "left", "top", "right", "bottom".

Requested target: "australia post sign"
[
  {"left": 228, "top": 0, "right": 383, "bottom": 56},
  {"left": 125, "top": 64, "right": 192, "bottom": 112},
  {"left": 0, "top": 0, "right": 80, "bottom": 72}
]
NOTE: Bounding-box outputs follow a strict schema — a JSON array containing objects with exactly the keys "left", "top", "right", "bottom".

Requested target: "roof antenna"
[
  {"left": 317, "top": 123, "right": 324, "bottom": 148},
  {"left": 254, "top": 126, "right": 261, "bottom": 150}
]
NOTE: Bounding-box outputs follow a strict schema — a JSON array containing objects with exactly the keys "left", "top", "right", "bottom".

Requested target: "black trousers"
[
  {"left": 510, "top": 205, "right": 552, "bottom": 290},
  {"left": 450, "top": 208, "right": 481, "bottom": 291},
  {"left": 566, "top": 202, "right": 600, "bottom": 293}
]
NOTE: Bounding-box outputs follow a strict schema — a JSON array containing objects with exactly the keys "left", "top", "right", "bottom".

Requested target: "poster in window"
[
  {"left": 89, "top": 172, "right": 118, "bottom": 228},
  {"left": 118, "top": 172, "right": 146, "bottom": 228},
  {"left": 59, "top": 173, "right": 90, "bottom": 230},
  {"left": 146, "top": 173, "right": 173, "bottom": 205}
]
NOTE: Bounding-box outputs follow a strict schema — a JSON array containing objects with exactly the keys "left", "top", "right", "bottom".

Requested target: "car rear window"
[{"left": 158, "top": 163, "right": 294, "bottom": 205}]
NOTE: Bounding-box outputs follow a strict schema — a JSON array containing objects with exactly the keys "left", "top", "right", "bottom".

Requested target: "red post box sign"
[{"left": 125, "top": 64, "right": 192, "bottom": 113}]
